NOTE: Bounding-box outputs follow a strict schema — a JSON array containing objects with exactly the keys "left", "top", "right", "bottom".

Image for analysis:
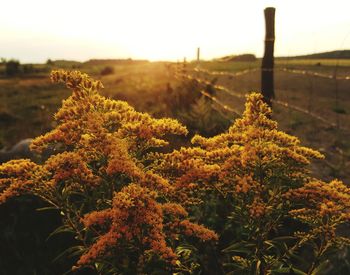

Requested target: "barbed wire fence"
[
  {"left": 171, "top": 5, "right": 350, "bottom": 133},
  {"left": 173, "top": 62, "right": 350, "bottom": 132},
  {"left": 169, "top": 6, "right": 350, "bottom": 182}
]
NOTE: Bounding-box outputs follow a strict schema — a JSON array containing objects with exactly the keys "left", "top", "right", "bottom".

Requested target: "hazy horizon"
[
  {"left": 1, "top": 0, "right": 350, "bottom": 63},
  {"left": 4, "top": 49, "right": 350, "bottom": 65}
]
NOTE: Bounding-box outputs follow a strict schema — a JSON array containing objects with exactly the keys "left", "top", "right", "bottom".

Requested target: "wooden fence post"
[
  {"left": 261, "top": 7, "right": 275, "bottom": 106},
  {"left": 183, "top": 57, "right": 187, "bottom": 74}
]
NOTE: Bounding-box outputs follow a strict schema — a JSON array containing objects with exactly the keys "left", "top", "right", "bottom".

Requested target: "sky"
[{"left": 1, "top": 0, "right": 350, "bottom": 63}]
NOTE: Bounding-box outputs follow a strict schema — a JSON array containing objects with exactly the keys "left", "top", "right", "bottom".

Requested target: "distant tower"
[{"left": 197, "top": 47, "right": 200, "bottom": 67}]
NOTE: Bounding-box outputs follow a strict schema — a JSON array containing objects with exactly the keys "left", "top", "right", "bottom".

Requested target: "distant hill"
[
  {"left": 215, "top": 54, "right": 257, "bottom": 62},
  {"left": 52, "top": 60, "right": 82, "bottom": 66},
  {"left": 84, "top": 59, "right": 149, "bottom": 65},
  {"left": 280, "top": 50, "right": 350, "bottom": 59}
]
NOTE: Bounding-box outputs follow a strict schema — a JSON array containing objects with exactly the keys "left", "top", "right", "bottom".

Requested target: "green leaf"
[
  {"left": 272, "top": 267, "right": 307, "bottom": 275},
  {"left": 52, "top": 245, "right": 85, "bottom": 263},
  {"left": 175, "top": 244, "right": 198, "bottom": 253},
  {"left": 222, "top": 262, "right": 246, "bottom": 270},
  {"left": 285, "top": 249, "right": 308, "bottom": 265},
  {"left": 311, "top": 260, "right": 330, "bottom": 275},
  {"left": 264, "top": 237, "right": 296, "bottom": 256},
  {"left": 36, "top": 206, "right": 59, "bottom": 212},
  {"left": 271, "top": 236, "right": 296, "bottom": 242},
  {"left": 222, "top": 241, "right": 255, "bottom": 254},
  {"left": 46, "top": 225, "right": 75, "bottom": 241}
]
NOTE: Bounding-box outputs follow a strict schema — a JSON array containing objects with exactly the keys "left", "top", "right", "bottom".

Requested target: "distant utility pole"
[
  {"left": 197, "top": 47, "right": 200, "bottom": 67},
  {"left": 261, "top": 7, "right": 275, "bottom": 106},
  {"left": 183, "top": 57, "right": 187, "bottom": 74}
]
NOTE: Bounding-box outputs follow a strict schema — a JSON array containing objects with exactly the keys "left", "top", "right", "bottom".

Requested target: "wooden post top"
[{"left": 264, "top": 7, "right": 275, "bottom": 40}]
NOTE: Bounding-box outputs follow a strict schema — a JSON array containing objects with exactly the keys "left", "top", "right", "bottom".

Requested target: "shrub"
[
  {"left": 154, "top": 93, "right": 350, "bottom": 274},
  {"left": 5, "top": 59, "right": 21, "bottom": 76},
  {"left": 100, "top": 66, "right": 114, "bottom": 76},
  {"left": 22, "top": 64, "right": 35, "bottom": 74},
  {"left": 332, "top": 106, "right": 347, "bottom": 114},
  {"left": 0, "top": 70, "right": 349, "bottom": 274},
  {"left": 164, "top": 77, "right": 232, "bottom": 137},
  {"left": 0, "top": 70, "right": 216, "bottom": 274},
  {"left": 46, "top": 59, "right": 55, "bottom": 66}
]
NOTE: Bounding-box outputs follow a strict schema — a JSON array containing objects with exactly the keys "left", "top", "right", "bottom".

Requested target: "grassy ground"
[
  {"left": 0, "top": 76, "right": 69, "bottom": 148},
  {"left": 190, "top": 58, "right": 350, "bottom": 76},
  {"left": 0, "top": 61, "right": 178, "bottom": 149},
  {"left": 188, "top": 60, "right": 261, "bottom": 72},
  {"left": 276, "top": 58, "right": 350, "bottom": 67}
]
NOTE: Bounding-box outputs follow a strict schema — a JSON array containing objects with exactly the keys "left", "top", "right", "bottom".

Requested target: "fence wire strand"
[
  {"left": 193, "top": 66, "right": 350, "bottom": 81},
  {"left": 175, "top": 66, "right": 350, "bottom": 132},
  {"left": 174, "top": 72, "right": 242, "bottom": 116},
  {"left": 277, "top": 68, "right": 350, "bottom": 80}
]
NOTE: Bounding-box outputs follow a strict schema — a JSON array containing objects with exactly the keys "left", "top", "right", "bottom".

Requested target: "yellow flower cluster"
[
  {"left": 44, "top": 152, "right": 99, "bottom": 186},
  {"left": 234, "top": 175, "right": 259, "bottom": 194},
  {"left": 31, "top": 70, "right": 187, "bottom": 155},
  {"left": 248, "top": 198, "right": 266, "bottom": 218},
  {"left": 286, "top": 179, "right": 350, "bottom": 222},
  {"left": 0, "top": 159, "right": 41, "bottom": 203},
  {"left": 179, "top": 219, "right": 218, "bottom": 241},
  {"left": 155, "top": 93, "right": 324, "bottom": 206},
  {"left": 51, "top": 70, "right": 104, "bottom": 92},
  {"left": 0, "top": 70, "right": 216, "bottom": 270},
  {"left": 285, "top": 179, "right": 350, "bottom": 247},
  {"left": 78, "top": 184, "right": 217, "bottom": 266}
]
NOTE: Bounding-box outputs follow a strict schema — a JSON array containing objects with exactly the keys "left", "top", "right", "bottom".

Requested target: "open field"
[
  {"left": 276, "top": 58, "right": 350, "bottom": 67},
  {"left": 0, "top": 61, "right": 176, "bottom": 147},
  {"left": 191, "top": 58, "right": 350, "bottom": 76}
]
